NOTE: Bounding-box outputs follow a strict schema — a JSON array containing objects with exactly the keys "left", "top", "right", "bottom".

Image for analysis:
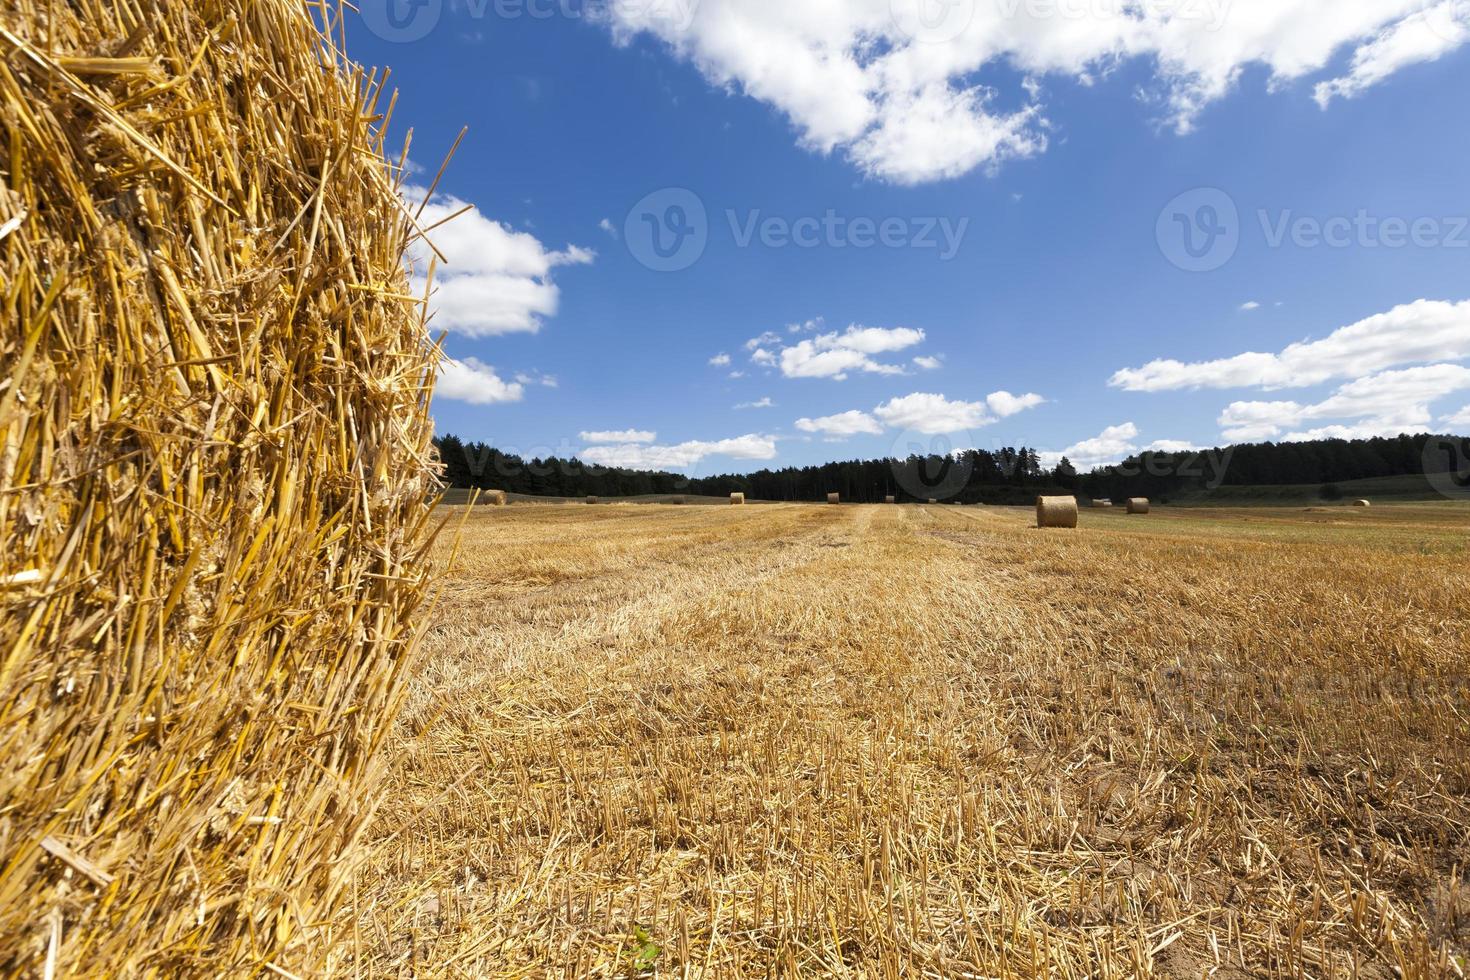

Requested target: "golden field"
[{"left": 338, "top": 502, "right": 1470, "bottom": 978}]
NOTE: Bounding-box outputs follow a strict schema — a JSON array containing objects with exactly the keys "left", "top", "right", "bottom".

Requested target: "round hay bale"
[
  {"left": 1127, "top": 498, "right": 1151, "bottom": 514},
  {"left": 0, "top": 3, "right": 436, "bottom": 972},
  {"left": 827, "top": 493, "right": 841, "bottom": 505},
  {"left": 1092, "top": 499, "right": 1114, "bottom": 508},
  {"left": 1036, "top": 496, "right": 1080, "bottom": 529},
  {"left": 928, "top": 498, "right": 939, "bottom": 505},
  {"left": 885, "top": 495, "right": 896, "bottom": 504},
  {"left": 485, "top": 490, "right": 508, "bottom": 507},
  {"left": 730, "top": 492, "right": 746, "bottom": 505},
  {"left": 1354, "top": 499, "right": 1372, "bottom": 508},
  {"left": 670, "top": 495, "right": 686, "bottom": 505},
  {"left": 586, "top": 496, "right": 599, "bottom": 505}
]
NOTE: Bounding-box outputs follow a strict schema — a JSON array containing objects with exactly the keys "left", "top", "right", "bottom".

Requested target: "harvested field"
[{"left": 341, "top": 503, "right": 1470, "bottom": 977}]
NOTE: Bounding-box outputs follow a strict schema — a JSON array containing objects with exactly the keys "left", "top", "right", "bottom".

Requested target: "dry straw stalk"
[
  {"left": 1036, "top": 496, "right": 1080, "bottom": 529},
  {"left": 0, "top": 1, "right": 437, "bottom": 974}
]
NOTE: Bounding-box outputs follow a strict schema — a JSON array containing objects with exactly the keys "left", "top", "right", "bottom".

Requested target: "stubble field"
[{"left": 338, "top": 502, "right": 1470, "bottom": 978}]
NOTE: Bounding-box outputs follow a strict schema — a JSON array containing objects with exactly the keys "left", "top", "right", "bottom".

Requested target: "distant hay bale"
[
  {"left": 928, "top": 498, "right": 938, "bottom": 505},
  {"left": 0, "top": 2, "right": 436, "bottom": 974},
  {"left": 1037, "top": 496, "right": 1080, "bottom": 529},
  {"left": 670, "top": 495, "right": 686, "bottom": 505},
  {"left": 587, "top": 496, "right": 599, "bottom": 505},
  {"left": 1354, "top": 499, "right": 1372, "bottom": 508},
  {"left": 1127, "top": 498, "right": 1152, "bottom": 514},
  {"left": 828, "top": 493, "right": 841, "bottom": 504},
  {"left": 731, "top": 493, "right": 746, "bottom": 505},
  {"left": 885, "top": 495, "right": 896, "bottom": 504},
  {"left": 486, "top": 490, "right": 508, "bottom": 507},
  {"left": 1092, "top": 499, "right": 1114, "bottom": 508}
]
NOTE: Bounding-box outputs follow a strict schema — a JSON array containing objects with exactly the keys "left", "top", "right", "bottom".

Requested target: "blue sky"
[{"left": 346, "top": 0, "right": 1470, "bottom": 474}]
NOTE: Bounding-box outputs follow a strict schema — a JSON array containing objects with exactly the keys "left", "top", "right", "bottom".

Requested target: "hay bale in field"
[
  {"left": 1127, "top": 498, "right": 1151, "bottom": 514},
  {"left": 0, "top": 3, "right": 437, "bottom": 975},
  {"left": 670, "top": 496, "right": 686, "bottom": 505},
  {"left": 730, "top": 492, "right": 746, "bottom": 505},
  {"left": 485, "top": 490, "right": 508, "bottom": 506},
  {"left": 1354, "top": 499, "right": 1372, "bottom": 508},
  {"left": 1036, "top": 497, "right": 1079, "bottom": 529},
  {"left": 828, "top": 493, "right": 841, "bottom": 504},
  {"left": 885, "top": 495, "right": 896, "bottom": 504},
  {"left": 1092, "top": 499, "right": 1114, "bottom": 508},
  {"left": 587, "top": 496, "right": 599, "bottom": 505},
  {"left": 928, "top": 498, "right": 938, "bottom": 505}
]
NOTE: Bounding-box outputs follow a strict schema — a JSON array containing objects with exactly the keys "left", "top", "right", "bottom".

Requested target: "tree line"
[{"left": 434, "top": 431, "right": 1468, "bottom": 504}]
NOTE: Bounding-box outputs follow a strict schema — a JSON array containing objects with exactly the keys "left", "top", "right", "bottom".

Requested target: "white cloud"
[
  {"left": 768, "top": 325, "right": 927, "bottom": 379},
  {"left": 795, "top": 410, "right": 884, "bottom": 438},
  {"left": 735, "top": 397, "right": 775, "bottom": 409},
  {"left": 745, "top": 331, "right": 784, "bottom": 351},
  {"left": 1315, "top": 3, "right": 1470, "bottom": 107},
  {"left": 1240, "top": 301, "right": 1262, "bottom": 312},
  {"left": 1146, "top": 439, "right": 1203, "bottom": 453},
  {"left": 599, "top": 217, "right": 617, "bottom": 237},
  {"left": 873, "top": 393, "right": 992, "bottom": 435},
  {"left": 514, "top": 370, "right": 559, "bottom": 388},
  {"left": 436, "top": 357, "right": 524, "bottom": 405},
  {"left": 581, "top": 429, "right": 657, "bottom": 444},
  {"left": 913, "top": 355, "right": 943, "bottom": 371},
  {"left": 1053, "top": 422, "right": 1142, "bottom": 469},
  {"left": 597, "top": 1, "right": 1462, "bottom": 185},
  {"left": 1111, "top": 299, "right": 1470, "bottom": 392},
  {"left": 1218, "top": 364, "right": 1470, "bottom": 441},
  {"left": 709, "top": 353, "right": 732, "bottom": 367},
  {"left": 580, "top": 434, "right": 778, "bottom": 470},
  {"left": 1442, "top": 404, "right": 1470, "bottom": 428},
  {"left": 406, "top": 187, "right": 593, "bottom": 338},
  {"left": 986, "top": 391, "right": 1047, "bottom": 418}
]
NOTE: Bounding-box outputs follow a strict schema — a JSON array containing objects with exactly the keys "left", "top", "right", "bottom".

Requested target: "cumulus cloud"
[
  {"left": 580, "top": 434, "right": 778, "bottom": 470},
  {"left": 749, "top": 324, "right": 927, "bottom": 379},
  {"left": 986, "top": 391, "right": 1047, "bottom": 418},
  {"left": 1442, "top": 404, "right": 1470, "bottom": 428},
  {"left": 1240, "top": 301, "right": 1262, "bottom": 312},
  {"left": 406, "top": 186, "right": 593, "bottom": 338},
  {"left": 1218, "top": 364, "right": 1470, "bottom": 441},
  {"left": 874, "top": 393, "right": 993, "bottom": 434},
  {"left": 735, "top": 397, "right": 775, "bottom": 409},
  {"left": 581, "top": 429, "right": 657, "bottom": 444},
  {"left": 599, "top": 217, "right": 617, "bottom": 237},
  {"left": 795, "top": 410, "right": 884, "bottom": 437},
  {"left": 436, "top": 357, "right": 525, "bottom": 405},
  {"left": 1052, "top": 422, "right": 1142, "bottom": 469},
  {"left": 1315, "top": 3, "right": 1470, "bottom": 107},
  {"left": 1111, "top": 299, "right": 1470, "bottom": 392},
  {"left": 709, "top": 353, "right": 732, "bottom": 367},
  {"left": 596, "top": 1, "right": 1463, "bottom": 184},
  {"left": 913, "top": 356, "right": 943, "bottom": 371}
]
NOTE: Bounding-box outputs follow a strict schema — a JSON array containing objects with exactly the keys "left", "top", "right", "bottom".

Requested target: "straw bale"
[
  {"left": 827, "top": 493, "right": 841, "bottom": 504},
  {"left": 1127, "top": 498, "right": 1152, "bottom": 514},
  {"left": 730, "top": 493, "right": 746, "bottom": 505},
  {"left": 0, "top": 3, "right": 436, "bottom": 974},
  {"left": 1036, "top": 496, "right": 1079, "bottom": 529}
]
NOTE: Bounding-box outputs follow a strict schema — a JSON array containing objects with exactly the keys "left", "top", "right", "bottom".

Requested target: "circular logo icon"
[
  {"left": 1424, "top": 0, "right": 1470, "bottom": 42},
  {"left": 625, "top": 188, "right": 708, "bottom": 273},
  {"left": 1156, "top": 187, "right": 1240, "bottom": 273},
  {"left": 359, "top": 0, "right": 442, "bottom": 43},
  {"left": 1423, "top": 435, "right": 1470, "bottom": 500},
  {"left": 890, "top": 0, "right": 977, "bottom": 44},
  {"left": 888, "top": 430, "right": 975, "bottom": 502}
]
